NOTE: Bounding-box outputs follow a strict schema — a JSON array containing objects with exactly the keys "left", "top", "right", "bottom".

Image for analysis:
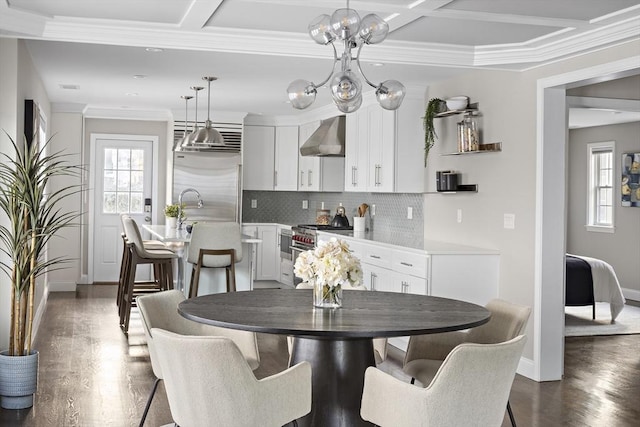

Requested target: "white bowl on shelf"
[{"left": 446, "top": 96, "right": 468, "bottom": 111}]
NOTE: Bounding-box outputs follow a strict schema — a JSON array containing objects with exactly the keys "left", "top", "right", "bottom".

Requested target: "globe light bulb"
[
  {"left": 308, "top": 14, "right": 335, "bottom": 45},
  {"left": 330, "top": 8, "right": 361, "bottom": 39},
  {"left": 330, "top": 71, "right": 362, "bottom": 103},
  {"left": 287, "top": 79, "right": 317, "bottom": 110},
  {"left": 359, "top": 14, "right": 389, "bottom": 44},
  {"left": 335, "top": 94, "right": 363, "bottom": 113},
  {"left": 376, "top": 80, "right": 406, "bottom": 110}
]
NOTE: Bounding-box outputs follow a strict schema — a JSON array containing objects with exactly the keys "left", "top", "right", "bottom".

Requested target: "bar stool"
[
  {"left": 119, "top": 217, "right": 178, "bottom": 333},
  {"left": 187, "top": 222, "right": 243, "bottom": 298},
  {"left": 116, "top": 215, "right": 171, "bottom": 311}
]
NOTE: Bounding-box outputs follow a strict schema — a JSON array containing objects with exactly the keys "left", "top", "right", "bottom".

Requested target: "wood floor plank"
[{"left": 0, "top": 285, "right": 638, "bottom": 426}]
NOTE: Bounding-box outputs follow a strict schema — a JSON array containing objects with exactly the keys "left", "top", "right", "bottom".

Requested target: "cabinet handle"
[
  {"left": 274, "top": 170, "right": 278, "bottom": 187},
  {"left": 308, "top": 169, "right": 312, "bottom": 186},
  {"left": 400, "top": 262, "right": 413, "bottom": 267},
  {"left": 401, "top": 281, "right": 409, "bottom": 293},
  {"left": 369, "top": 255, "right": 381, "bottom": 259},
  {"left": 371, "top": 272, "right": 377, "bottom": 290},
  {"left": 300, "top": 170, "right": 304, "bottom": 186},
  {"left": 352, "top": 166, "right": 356, "bottom": 186},
  {"left": 282, "top": 272, "right": 290, "bottom": 277}
]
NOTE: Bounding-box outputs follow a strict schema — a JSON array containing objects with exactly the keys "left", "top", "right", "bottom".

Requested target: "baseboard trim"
[
  {"left": 48, "top": 281, "right": 77, "bottom": 292},
  {"left": 622, "top": 287, "right": 640, "bottom": 302}
]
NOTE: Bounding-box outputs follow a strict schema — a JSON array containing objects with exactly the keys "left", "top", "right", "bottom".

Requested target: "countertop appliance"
[
  {"left": 330, "top": 206, "right": 350, "bottom": 228},
  {"left": 172, "top": 151, "right": 242, "bottom": 222}
]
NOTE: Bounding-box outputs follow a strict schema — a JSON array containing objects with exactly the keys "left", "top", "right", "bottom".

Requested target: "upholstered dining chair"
[
  {"left": 120, "top": 217, "right": 178, "bottom": 333},
  {"left": 187, "top": 222, "right": 243, "bottom": 297},
  {"left": 361, "top": 335, "right": 526, "bottom": 427},
  {"left": 136, "top": 289, "right": 260, "bottom": 427},
  {"left": 290, "top": 282, "right": 388, "bottom": 364},
  {"left": 403, "top": 298, "right": 531, "bottom": 427},
  {"left": 152, "top": 328, "right": 312, "bottom": 427}
]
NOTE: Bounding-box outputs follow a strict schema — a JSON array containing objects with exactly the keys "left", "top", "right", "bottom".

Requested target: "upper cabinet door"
[
  {"left": 344, "top": 110, "right": 368, "bottom": 192},
  {"left": 243, "top": 125, "right": 275, "bottom": 191},
  {"left": 368, "top": 107, "right": 396, "bottom": 193},
  {"left": 274, "top": 126, "right": 299, "bottom": 191},
  {"left": 298, "top": 121, "right": 321, "bottom": 191}
]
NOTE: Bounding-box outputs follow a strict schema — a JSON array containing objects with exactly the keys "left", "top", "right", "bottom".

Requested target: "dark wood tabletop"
[{"left": 178, "top": 289, "right": 490, "bottom": 338}]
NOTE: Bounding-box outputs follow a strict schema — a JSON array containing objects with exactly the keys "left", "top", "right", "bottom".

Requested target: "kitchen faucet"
[{"left": 177, "top": 188, "right": 204, "bottom": 230}]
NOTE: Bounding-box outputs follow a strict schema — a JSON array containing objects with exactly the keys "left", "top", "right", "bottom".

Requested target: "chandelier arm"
[
  {"left": 355, "top": 43, "right": 380, "bottom": 89},
  {"left": 314, "top": 43, "right": 340, "bottom": 89}
]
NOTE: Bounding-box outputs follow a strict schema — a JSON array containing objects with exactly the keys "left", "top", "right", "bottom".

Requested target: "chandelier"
[{"left": 287, "top": 3, "right": 405, "bottom": 113}]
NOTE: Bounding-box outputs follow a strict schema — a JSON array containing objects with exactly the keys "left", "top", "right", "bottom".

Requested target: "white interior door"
[{"left": 92, "top": 137, "right": 154, "bottom": 282}]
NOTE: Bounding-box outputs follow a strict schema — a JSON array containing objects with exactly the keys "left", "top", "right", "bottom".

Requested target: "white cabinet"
[
  {"left": 298, "top": 121, "right": 345, "bottom": 192},
  {"left": 345, "top": 98, "right": 425, "bottom": 193},
  {"left": 242, "top": 224, "right": 279, "bottom": 281},
  {"left": 243, "top": 126, "right": 275, "bottom": 191},
  {"left": 274, "top": 126, "right": 299, "bottom": 191},
  {"left": 243, "top": 125, "right": 298, "bottom": 191}
]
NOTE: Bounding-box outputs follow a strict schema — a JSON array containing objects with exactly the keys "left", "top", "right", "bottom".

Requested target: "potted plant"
[
  {"left": 164, "top": 203, "right": 185, "bottom": 229},
  {"left": 423, "top": 97, "right": 445, "bottom": 166},
  {"left": 0, "top": 134, "right": 82, "bottom": 409}
]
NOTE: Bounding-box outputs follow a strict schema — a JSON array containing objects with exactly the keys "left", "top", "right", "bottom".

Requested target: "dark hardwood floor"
[{"left": 1, "top": 284, "right": 638, "bottom": 426}]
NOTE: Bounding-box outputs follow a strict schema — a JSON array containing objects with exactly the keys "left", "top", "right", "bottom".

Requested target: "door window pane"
[{"left": 102, "top": 147, "right": 148, "bottom": 214}]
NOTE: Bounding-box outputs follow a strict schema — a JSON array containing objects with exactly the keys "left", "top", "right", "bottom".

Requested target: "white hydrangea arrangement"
[{"left": 294, "top": 237, "right": 363, "bottom": 288}]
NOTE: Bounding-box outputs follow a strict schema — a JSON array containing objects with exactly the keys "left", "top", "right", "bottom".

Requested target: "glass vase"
[{"left": 313, "top": 281, "right": 343, "bottom": 308}]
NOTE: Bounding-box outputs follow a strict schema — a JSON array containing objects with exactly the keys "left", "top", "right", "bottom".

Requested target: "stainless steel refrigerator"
[{"left": 172, "top": 151, "right": 242, "bottom": 223}]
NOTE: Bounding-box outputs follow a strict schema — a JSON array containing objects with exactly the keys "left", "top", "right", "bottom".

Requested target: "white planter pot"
[
  {"left": 166, "top": 216, "right": 177, "bottom": 229},
  {"left": 0, "top": 350, "right": 38, "bottom": 409}
]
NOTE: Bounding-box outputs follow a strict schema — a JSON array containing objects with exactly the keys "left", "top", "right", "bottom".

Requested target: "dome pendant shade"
[
  {"left": 191, "top": 76, "right": 224, "bottom": 147},
  {"left": 192, "top": 120, "right": 224, "bottom": 146}
]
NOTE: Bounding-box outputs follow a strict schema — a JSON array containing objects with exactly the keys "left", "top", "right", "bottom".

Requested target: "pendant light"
[
  {"left": 181, "top": 85, "right": 204, "bottom": 150},
  {"left": 191, "top": 76, "right": 224, "bottom": 146},
  {"left": 174, "top": 94, "right": 193, "bottom": 151}
]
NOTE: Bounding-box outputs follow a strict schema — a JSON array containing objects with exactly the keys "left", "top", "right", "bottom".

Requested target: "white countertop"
[
  {"left": 143, "top": 224, "right": 261, "bottom": 244},
  {"left": 317, "top": 229, "right": 499, "bottom": 255}
]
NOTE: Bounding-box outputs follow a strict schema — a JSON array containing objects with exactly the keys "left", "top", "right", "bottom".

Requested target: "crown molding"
[{"left": 83, "top": 106, "right": 172, "bottom": 121}]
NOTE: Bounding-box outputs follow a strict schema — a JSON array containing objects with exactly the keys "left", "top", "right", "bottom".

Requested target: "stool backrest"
[
  {"left": 122, "top": 216, "right": 151, "bottom": 258},
  {"left": 188, "top": 222, "right": 243, "bottom": 266}
]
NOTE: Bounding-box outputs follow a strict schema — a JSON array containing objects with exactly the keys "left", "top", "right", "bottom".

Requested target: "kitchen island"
[{"left": 142, "top": 224, "right": 261, "bottom": 295}]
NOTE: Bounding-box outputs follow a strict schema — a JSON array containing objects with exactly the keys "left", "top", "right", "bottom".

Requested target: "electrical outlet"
[
  {"left": 504, "top": 213, "right": 515, "bottom": 229},
  {"left": 371, "top": 204, "right": 376, "bottom": 216},
  {"left": 302, "top": 200, "right": 308, "bottom": 209},
  {"left": 251, "top": 199, "right": 257, "bottom": 209},
  {"left": 407, "top": 206, "right": 413, "bottom": 219},
  {"left": 457, "top": 209, "right": 462, "bottom": 223}
]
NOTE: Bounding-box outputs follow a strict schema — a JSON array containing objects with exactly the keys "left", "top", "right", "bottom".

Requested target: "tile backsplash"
[{"left": 242, "top": 191, "right": 423, "bottom": 237}]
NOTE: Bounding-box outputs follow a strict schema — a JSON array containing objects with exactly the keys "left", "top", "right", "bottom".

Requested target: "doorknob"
[{"left": 144, "top": 216, "right": 151, "bottom": 222}]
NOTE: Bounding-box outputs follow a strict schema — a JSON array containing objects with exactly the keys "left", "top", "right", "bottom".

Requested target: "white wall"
[
  {"left": 48, "top": 112, "right": 84, "bottom": 291},
  {"left": 567, "top": 122, "right": 640, "bottom": 296},
  {"left": 423, "top": 39, "right": 640, "bottom": 379},
  {"left": 0, "top": 39, "right": 52, "bottom": 349}
]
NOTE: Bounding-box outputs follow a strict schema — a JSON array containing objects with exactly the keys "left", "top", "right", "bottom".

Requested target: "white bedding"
[{"left": 568, "top": 254, "right": 626, "bottom": 321}]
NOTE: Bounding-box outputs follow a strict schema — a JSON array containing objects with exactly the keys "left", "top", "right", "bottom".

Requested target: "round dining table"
[{"left": 178, "top": 288, "right": 491, "bottom": 427}]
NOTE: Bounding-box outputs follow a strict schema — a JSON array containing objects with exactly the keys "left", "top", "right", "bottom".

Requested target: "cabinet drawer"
[
  {"left": 362, "top": 244, "right": 392, "bottom": 269},
  {"left": 392, "top": 250, "right": 429, "bottom": 278}
]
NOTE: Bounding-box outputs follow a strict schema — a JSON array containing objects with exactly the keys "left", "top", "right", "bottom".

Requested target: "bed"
[{"left": 565, "top": 254, "right": 626, "bottom": 321}]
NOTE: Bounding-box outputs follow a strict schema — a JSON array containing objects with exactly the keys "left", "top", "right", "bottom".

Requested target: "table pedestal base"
[{"left": 290, "top": 337, "right": 375, "bottom": 427}]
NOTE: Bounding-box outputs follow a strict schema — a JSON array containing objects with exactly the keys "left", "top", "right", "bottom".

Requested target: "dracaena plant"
[{"left": 0, "top": 134, "right": 83, "bottom": 356}]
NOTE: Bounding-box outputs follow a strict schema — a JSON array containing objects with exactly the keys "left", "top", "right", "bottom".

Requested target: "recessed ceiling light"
[
  {"left": 126, "top": 92, "right": 139, "bottom": 97},
  {"left": 133, "top": 74, "right": 147, "bottom": 79},
  {"left": 370, "top": 63, "right": 384, "bottom": 67},
  {"left": 145, "top": 47, "right": 163, "bottom": 53},
  {"left": 59, "top": 84, "right": 80, "bottom": 90}
]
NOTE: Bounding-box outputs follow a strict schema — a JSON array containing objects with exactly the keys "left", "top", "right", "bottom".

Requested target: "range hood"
[{"left": 299, "top": 116, "right": 345, "bottom": 157}]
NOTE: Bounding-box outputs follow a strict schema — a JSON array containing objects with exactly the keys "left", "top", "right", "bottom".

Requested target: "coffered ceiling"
[{"left": 1, "top": 0, "right": 639, "bottom": 119}]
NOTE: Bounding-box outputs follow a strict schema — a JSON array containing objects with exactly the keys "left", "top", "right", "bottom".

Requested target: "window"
[
  {"left": 102, "top": 148, "right": 145, "bottom": 214},
  {"left": 586, "top": 141, "right": 614, "bottom": 232}
]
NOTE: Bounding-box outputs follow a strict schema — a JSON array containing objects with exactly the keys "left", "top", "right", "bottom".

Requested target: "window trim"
[{"left": 585, "top": 141, "right": 615, "bottom": 233}]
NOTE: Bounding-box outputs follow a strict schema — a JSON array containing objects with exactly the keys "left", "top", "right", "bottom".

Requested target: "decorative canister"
[{"left": 316, "top": 209, "right": 331, "bottom": 225}]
